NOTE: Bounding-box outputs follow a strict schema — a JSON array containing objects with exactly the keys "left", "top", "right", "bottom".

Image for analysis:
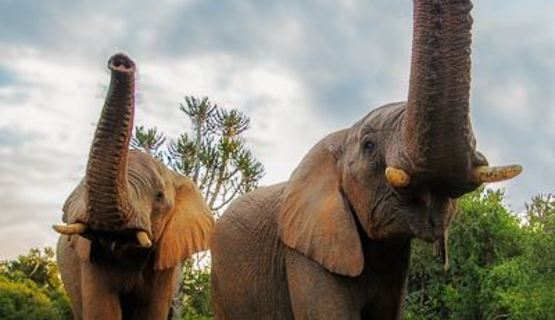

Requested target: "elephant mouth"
[
  {"left": 95, "top": 233, "right": 147, "bottom": 252},
  {"left": 87, "top": 228, "right": 153, "bottom": 249},
  {"left": 363, "top": 191, "right": 444, "bottom": 242},
  {"left": 53, "top": 222, "right": 152, "bottom": 248},
  {"left": 409, "top": 219, "right": 444, "bottom": 243},
  {"left": 404, "top": 202, "right": 448, "bottom": 243}
]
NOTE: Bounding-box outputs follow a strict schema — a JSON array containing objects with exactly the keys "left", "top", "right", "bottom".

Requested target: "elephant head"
[
  {"left": 53, "top": 53, "right": 214, "bottom": 270},
  {"left": 278, "top": 0, "right": 521, "bottom": 276}
]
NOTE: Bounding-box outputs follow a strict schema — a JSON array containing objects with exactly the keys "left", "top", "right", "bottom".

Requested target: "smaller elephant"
[{"left": 53, "top": 53, "right": 214, "bottom": 319}]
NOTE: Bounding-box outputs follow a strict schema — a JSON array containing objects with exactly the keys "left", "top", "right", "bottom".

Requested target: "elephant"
[
  {"left": 210, "top": 0, "right": 522, "bottom": 319},
  {"left": 53, "top": 53, "right": 215, "bottom": 320}
]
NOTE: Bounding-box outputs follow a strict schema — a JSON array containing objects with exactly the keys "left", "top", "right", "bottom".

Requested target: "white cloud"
[{"left": 137, "top": 55, "right": 329, "bottom": 183}]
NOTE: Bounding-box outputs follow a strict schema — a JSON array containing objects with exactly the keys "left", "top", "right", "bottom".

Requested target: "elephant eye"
[
  {"left": 363, "top": 140, "right": 375, "bottom": 152},
  {"left": 155, "top": 191, "right": 164, "bottom": 202}
]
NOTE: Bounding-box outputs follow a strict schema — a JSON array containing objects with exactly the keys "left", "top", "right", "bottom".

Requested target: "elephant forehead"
[
  {"left": 127, "top": 151, "right": 169, "bottom": 188},
  {"left": 359, "top": 103, "right": 405, "bottom": 133}
]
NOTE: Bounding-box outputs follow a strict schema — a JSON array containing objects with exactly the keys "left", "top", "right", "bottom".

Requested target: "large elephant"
[
  {"left": 53, "top": 54, "right": 214, "bottom": 319},
  {"left": 210, "top": 1, "right": 522, "bottom": 319}
]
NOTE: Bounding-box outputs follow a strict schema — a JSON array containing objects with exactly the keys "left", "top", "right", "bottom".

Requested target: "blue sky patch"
[
  {"left": 0, "top": 127, "right": 27, "bottom": 147},
  {"left": 0, "top": 66, "right": 15, "bottom": 86}
]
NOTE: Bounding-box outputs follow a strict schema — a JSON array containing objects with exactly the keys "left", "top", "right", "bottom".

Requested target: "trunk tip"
[{"left": 108, "top": 53, "right": 135, "bottom": 73}]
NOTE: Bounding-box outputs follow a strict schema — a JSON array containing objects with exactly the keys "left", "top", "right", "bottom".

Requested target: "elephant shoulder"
[
  {"left": 224, "top": 182, "right": 286, "bottom": 220},
  {"left": 241, "top": 182, "right": 288, "bottom": 208},
  {"left": 211, "top": 183, "right": 292, "bottom": 318},
  {"left": 215, "top": 182, "right": 287, "bottom": 239}
]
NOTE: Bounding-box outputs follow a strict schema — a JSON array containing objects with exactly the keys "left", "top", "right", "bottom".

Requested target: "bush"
[
  {"left": 0, "top": 248, "right": 72, "bottom": 319},
  {"left": 405, "top": 189, "right": 555, "bottom": 319},
  {"left": 0, "top": 275, "right": 59, "bottom": 320}
]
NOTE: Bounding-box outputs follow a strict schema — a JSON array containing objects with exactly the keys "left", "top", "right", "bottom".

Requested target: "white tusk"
[
  {"left": 385, "top": 167, "right": 411, "bottom": 188},
  {"left": 52, "top": 223, "right": 87, "bottom": 235},
  {"left": 136, "top": 231, "right": 152, "bottom": 248},
  {"left": 472, "top": 164, "right": 523, "bottom": 183}
]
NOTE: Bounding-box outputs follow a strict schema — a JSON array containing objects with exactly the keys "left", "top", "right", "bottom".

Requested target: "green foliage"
[
  {"left": 406, "top": 189, "right": 555, "bottom": 320},
  {"left": 132, "top": 96, "right": 264, "bottom": 214},
  {"left": 176, "top": 261, "right": 212, "bottom": 320},
  {"left": 0, "top": 247, "right": 61, "bottom": 290},
  {"left": 0, "top": 275, "right": 58, "bottom": 320},
  {"left": 0, "top": 248, "right": 72, "bottom": 320},
  {"left": 526, "top": 194, "right": 555, "bottom": 233},
  {"left": 131, "top": 125, "right": 166, "bottom": 160},
  {"left": 132, "top": 96, "right": 264, "bottom": 319}
]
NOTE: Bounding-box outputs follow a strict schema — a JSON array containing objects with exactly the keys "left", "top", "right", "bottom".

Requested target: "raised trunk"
[
  {"left": 404, "top": 0, "right": 475, "bottom": 181},
  {"left": 85, "top": 53, "right": 135, "bottom": 231}
]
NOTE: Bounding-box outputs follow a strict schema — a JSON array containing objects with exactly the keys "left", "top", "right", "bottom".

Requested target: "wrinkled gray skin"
[{"left": 211, "top": 1, "right": 496, "bottom": 319}]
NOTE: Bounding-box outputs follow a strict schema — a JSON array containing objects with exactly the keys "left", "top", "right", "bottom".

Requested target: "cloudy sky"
[{"left": 0, "top": 0, "right": 553, "bottom": 259}]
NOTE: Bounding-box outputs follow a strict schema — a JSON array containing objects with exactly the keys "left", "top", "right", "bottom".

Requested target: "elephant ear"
[
  {"left": 62, "top": 179, "right": 91, "bottom": 261},
  {"left": 154, "top": 176, "right": 215, "bottom": 270},
  {"left": 278, "top": 144, "right": 364, "bottom": 277}
]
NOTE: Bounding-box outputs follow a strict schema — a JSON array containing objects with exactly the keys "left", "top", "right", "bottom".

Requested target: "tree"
[
  {"left": 132, "top": 96, "right": 264, "bottom": 319},
  {"left": 133, "top": 96, "right": 264, "bottom": 214},
  {"left": 0, "top": 247, "right": 72, "bottom": 320},
  {"left": 0, "top": 247, "right": 61, "bottom": 291},
  {"left": 0, "top": 276, "right": 59, "bottom": 320},
  {"left": 130, "top": 125, "right": 166, "bottom": 160},
  {"left": 405, "top": 189, "right": 555, "bottom": 320},
  {"left": 526, "top": 194, "right": 555, "bottom": 233},
  {"left": 519, "top": 194, "right": 555, "bottom": 318}
]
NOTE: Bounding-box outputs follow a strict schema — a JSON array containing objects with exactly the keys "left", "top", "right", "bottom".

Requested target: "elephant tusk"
[
  {"left": 385, "top": 167, "right": 411, "bottom": 188},
  {"left": 52, "top": 223, "right": 87, "bottom": 235},
  {"left": 472, "top": 164, "right": 523, "bottom": 183},
  {"left": 136, "top": 231, "right": 152, "bottom": 248}
]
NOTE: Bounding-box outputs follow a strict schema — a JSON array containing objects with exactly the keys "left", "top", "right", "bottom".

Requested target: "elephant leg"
[
  {"left": 360, "top": 270, "right": 408, "bottom": 320},
  {"left": 286, "top": 250, "right": 359, "bottom": 320},
  {"left": 57, "top": 237, "right": 84, "bottom": 319},
  {"left": 361, "top": 296, "right": 404, "bottom": 320},
  {"left": 81, "top": 263, "right": 122, "bottom": 320},
  {"left": 133, "top": 266, "right": 180, "bottom": 320},
  {"left": 211, "top": 272, "right": 230, "bottom": 320}
]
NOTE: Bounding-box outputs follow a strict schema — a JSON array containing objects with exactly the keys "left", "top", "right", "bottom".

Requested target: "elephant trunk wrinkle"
[
  {"left": 404, "top": 0, "right": 475, "bottom": 181},
  {"left": 85, "top": 53, "right": 136, "bottom": 230}
]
